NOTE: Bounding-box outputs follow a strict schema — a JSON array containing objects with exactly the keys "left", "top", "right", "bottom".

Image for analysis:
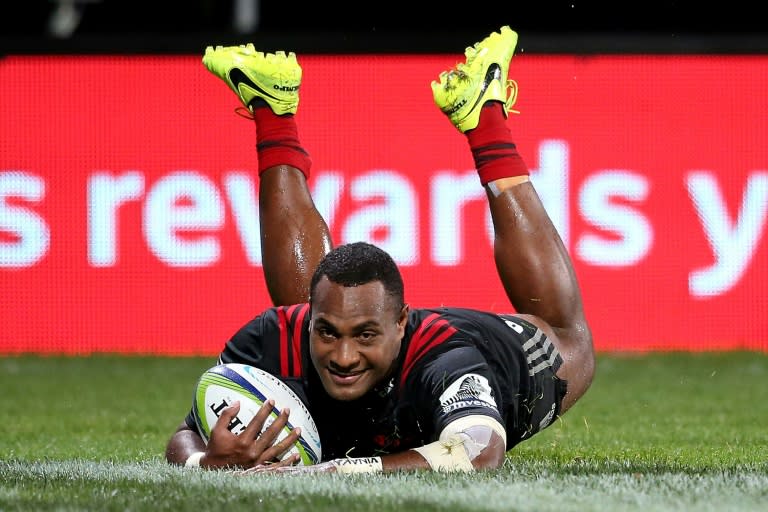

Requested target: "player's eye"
[
  {"left": 357, "top": 331, "right": 377, "bottom": 344},
  {"left": 316, "top": 326, "right": 337, "bottom": 339}
]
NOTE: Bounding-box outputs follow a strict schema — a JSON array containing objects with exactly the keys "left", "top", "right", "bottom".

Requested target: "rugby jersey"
[{"left": 185, "top": 304, "right": 563, "bottom": 460}]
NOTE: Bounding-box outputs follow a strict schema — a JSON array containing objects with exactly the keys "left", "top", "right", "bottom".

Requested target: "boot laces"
[{"left": 505, "top": 79, "right": 520, "bottom": 115}]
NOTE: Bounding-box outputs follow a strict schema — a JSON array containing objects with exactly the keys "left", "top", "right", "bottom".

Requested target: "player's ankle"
[
  {"left": 479, "top": 102, "right": 506, "bottom": 122},
  {"left": 249, "top": 98, "right": 269, "bottom": 110},
  {"left": 486, "top": 176, "right": 530, "bottom": 195},
  {"left": 252, "top": 108, "right": 311, "bottom": 179},
  {"left": 466, "top": 104, "right": 528, "bottom": 186}
]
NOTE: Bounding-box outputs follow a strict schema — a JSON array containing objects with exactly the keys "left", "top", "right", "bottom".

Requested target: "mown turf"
[{"left": 1, "top": 353, "right": 766, "bottom": 511}]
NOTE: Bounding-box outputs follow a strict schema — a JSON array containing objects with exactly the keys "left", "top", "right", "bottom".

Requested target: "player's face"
[{"left": 309, "top": 276, "right": 407, "bottom": 401}]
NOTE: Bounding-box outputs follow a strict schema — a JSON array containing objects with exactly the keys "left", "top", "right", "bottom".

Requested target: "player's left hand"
[{"left": 234, "top": 460, "right": 337, "bottom": 475}]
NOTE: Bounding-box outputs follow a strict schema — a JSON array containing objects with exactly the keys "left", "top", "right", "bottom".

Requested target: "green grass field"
[{"left": 1, "top": 353, "right": 766, "bottom": 511}]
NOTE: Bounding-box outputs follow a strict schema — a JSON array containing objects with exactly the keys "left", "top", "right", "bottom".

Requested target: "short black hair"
[{"left": 309, "top": 241, "right": 405, "bottom": 310}]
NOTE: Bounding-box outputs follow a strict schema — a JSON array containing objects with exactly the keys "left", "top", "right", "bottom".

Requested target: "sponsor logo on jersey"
[
  {"left": 539, "top": 403, "right": 557, "bottom": 430},
  {"left": 438, "top": 373, "right": 498, "bottom": 414},
  {"left": 502, "top": 318, "right": 524, "bottom": 334}
]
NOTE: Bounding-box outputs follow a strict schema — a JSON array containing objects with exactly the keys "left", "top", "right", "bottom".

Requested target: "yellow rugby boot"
[
  {"left": 202, "top": 44, "right": 301, "bottom": 115},
  {"left": 431, "top": 26, "right": 520, "bottom": 132}
]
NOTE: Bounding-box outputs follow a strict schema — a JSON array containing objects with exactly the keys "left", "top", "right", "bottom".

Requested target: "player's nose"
[{"left": 329, "top": 338, "right": 361, "bottom": 372}]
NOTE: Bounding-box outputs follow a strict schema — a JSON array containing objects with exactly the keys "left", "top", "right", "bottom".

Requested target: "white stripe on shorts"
[{"left": 523, "top": 329, "right": 561, "bottom": 376}]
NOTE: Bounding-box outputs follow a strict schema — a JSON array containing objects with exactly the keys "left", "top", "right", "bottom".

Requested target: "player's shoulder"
[
  {"left": 264, "top": 302, "right": 312, "bottom": 323},
  {"left": 404, "top": 307, "right": 547, "bottom": 348},
  {"left": 398, "top": 307, "right": 508, "bottom": 389},
  {"left": 222, "top": 302, "right": 311, "bottom": 375},
  {"left": 406, "top": 306, "right": 510, "bottom": 330},
  {"left": 407, "top": 305, "right": 478, "bottom": 319}
]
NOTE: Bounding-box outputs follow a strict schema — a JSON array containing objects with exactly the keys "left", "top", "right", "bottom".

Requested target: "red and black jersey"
[{"left": 185, "top": 304, "right": 566, "bottom": 460}]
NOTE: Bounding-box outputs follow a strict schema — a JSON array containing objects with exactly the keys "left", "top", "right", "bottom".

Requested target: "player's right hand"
[{"left": 201, "top": 400, "right": 301, "bottom": 469}]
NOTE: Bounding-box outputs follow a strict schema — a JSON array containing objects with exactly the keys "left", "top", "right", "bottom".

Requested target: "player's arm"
[
  {"left": 165, "top": 421, "right": 206, "bottom": 466},
  {"left": 379, "top": 414, "right": 507, "bottom": 472},
  {"left": 165, "top": 400, "right": 300, "bottom": 470},
  {"left": 244, "top": 414, "right": 506, "bottom": 475}
]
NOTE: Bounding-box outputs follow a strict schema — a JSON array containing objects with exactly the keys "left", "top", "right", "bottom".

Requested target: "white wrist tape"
[
  {"left": 413, "top": 435, "right": 474, "bottom": 472},
  {"left": 414, "top": 415, "right": 507, "bottom": 472},
  {"left": 184, "top": 452, "right": 205, "bottom": 468},
  {"left": 330, "top": 456, "right": 383, "bottom": 474}
]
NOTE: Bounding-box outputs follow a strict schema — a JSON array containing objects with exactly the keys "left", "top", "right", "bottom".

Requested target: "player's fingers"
[
  {"left": 212, "top": 401, "right": 240, "bottom": 433},
  {"left": 235, "top": 454, "right": 298, "bottom": 475},
  {"left": 268, "top": 453, "right": 301, "bottom": 469},
  {"left": 256, "top": 406, "right": 291, "bottom": 447},
  {"left": 240, "top": 399, "right": 274, "bottom": 440},
  {"left": 260, "top": 424, "right": 301, "bottom": 463},
  {"left": 254, "top": 410, "right": 301, "bottom": 463},
  {"left": 272, "top": 426, "right": 301, "bottom": 457},
  {"left": 234, "top": 465, "right": 267, "bottom": 475},
  {"left": 243, "top": 454, "right": 301, "bottom": 473}
]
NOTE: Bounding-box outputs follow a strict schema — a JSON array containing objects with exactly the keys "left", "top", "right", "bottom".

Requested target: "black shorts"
[
  {"left": 527, "top": 371, "right": 568, "bottom": 437},
  {"left": 510, "top": 321, "right": 569, "bottom": 446}
]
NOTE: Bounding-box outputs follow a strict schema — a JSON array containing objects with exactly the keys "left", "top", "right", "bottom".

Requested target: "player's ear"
[{"left": 397, "top": 304, "right": 409, "bottom": 329}]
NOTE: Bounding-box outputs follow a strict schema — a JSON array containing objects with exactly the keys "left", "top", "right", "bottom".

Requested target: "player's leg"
[
  {"left": 432, "top": 27, "right": 594, "bottom": 411},
  {"left": 203, "top": 45, "right": 332, "bottom": 306},
  {"left": 258, "top": 164, "right": 332, "bottom": 306},
  {"left": 486, "top": 176, "right": 594, "bottom": 412}
]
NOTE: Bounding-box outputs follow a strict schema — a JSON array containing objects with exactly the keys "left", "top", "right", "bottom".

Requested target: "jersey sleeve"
[
  {"left": 184, "top": 410, "right": 197, "bottom": 431},
  {"left": 217, "top": 309, "right": 284, "bottom": 374},
  {"left": 407, "top": 341, "right": 505, "bottom": 440}
]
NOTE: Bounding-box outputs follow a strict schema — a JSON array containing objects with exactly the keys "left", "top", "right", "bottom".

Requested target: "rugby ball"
[{"left": 192, "top": 363, "right": 321, "bottom": 465}]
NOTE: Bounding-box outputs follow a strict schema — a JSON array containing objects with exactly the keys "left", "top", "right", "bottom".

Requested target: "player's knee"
[
  {"left": 566, "top": 324, "right": 596, "bottom": 390},
  {"left": 579, "top": 329, "right": 596, "bottom": 388},
  {"left": 584, "top": 347, "right": 596, "bottom": 389}
]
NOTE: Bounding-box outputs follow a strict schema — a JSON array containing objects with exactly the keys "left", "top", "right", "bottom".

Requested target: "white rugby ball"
[{"left": 192, "top": 363, "right": 321, "bottom": 465}]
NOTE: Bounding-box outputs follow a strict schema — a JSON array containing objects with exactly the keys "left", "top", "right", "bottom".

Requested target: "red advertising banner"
[{"left": 1, "top": 54, "right": 767, "bottom": 354}]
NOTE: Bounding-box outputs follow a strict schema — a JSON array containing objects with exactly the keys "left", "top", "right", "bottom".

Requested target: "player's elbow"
[
  {"left": 470, "top": 429, "right": 507, "bottom": 470},
  {"left": 165, "top": 421, "right": 199, "bottom": 466},
  {"left": 576, "top": 323, "right": 596, "bottom": 391},
  {"left": 419, "top": 416, "right": 509, "bottom": 472}
]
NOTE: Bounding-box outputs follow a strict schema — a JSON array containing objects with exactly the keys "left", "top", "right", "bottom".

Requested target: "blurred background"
[
  {"left": 4, "top": 0, "right": 768, "bottom": 54},
  {"left": 2, "top": 1, "right": 767, "bottom": 355}
]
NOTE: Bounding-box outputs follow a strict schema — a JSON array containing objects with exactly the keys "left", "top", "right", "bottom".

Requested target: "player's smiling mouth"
[{"left": 328, "top": 368, "right": 365, "bottom": 385}]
